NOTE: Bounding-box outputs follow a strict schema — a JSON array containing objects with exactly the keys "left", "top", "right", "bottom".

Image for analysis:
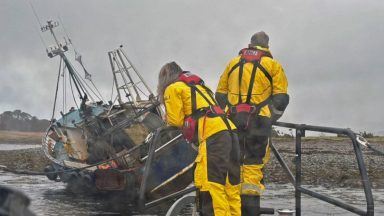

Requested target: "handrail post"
[
  {"left": 138, "top": 128, "right": 161, "bottom": 211},
  {"left": 295, "top": 127, "right": 304, "bottom": 216},
  {"left": 273, "top": 122, "right": 375, "bottom": 215},
  {"left": 346, "top": 130, "right": 375, "bottom": 216}
]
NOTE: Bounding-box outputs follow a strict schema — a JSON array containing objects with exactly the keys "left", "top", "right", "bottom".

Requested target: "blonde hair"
[{"left": 157, "top": 62, "right": 183, "bottom": 103}]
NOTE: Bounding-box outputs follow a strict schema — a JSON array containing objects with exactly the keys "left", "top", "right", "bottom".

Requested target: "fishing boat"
[{"left": 40, "top": 20, "right": 197, "bottom": 203}]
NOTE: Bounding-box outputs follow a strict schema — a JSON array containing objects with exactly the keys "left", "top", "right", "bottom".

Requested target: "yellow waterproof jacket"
[
  {"left": 216, "top": 46, "right": 288, "bottom": 118},
  {"left": 164, "top": 81, "right": 236, "bottom": 142}
]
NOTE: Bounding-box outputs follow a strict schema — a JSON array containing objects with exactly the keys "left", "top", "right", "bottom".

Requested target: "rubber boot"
[
  {"left": 196, "top": 190, "right": 202, "bottom": 215},
  {"left": 241, "top": 195, "right": 260, "bottom": 216},
  {"left": 198, "top": 191, "right": 214, "bottom": 216}
]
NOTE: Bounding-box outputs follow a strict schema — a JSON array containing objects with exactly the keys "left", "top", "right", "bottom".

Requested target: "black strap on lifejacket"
[
  {"left": 227, "top": 48, "right": 274, "bottom": 111},
  {"left": 227, "top": 48, "right": 272, "bottom": 78},
  {"left": 189, "top": 84, "right": 221, "bottom": 116},
  {"left": 179, "top": 71, "right": 203, "bottom": 114},
  {"left": 245, "top": 60, "right": 258, "bottom": 104},
  {"left": 238, "top": 63, "right": 244, "bottom": 104},
  {"left": 257, "top": 63, "right": 272, "bottom": 84},
  {"left": 179, "top": 71, "right": 219, "bottom": 112},
  {"left": 193, "top": 85, "right": 234, "bottom": 133},
  {"left": 227, "top": 61, "right": 241, "bottom": 79},
  {"left": 245, "top": 61, "right": 273, "bottom": 104},
  {"left": 179, "top": 72, "right": 233, "bottom": 132},
  {"left": 191, "top": 86, "right": 197, "bottom": 112}
]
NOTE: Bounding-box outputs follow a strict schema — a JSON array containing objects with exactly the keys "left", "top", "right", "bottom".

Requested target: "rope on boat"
[
  {"left": 58, "top": 15, "right": 105, "bottom": 103},
  {"left": 69, "top": 76, "right": 79, "bottom": 109},
  {"left": 356, "top": 135, "right": 384, "bottom": 156},
  {"left": 366, "top": 143, "right": 384, "bottom": 156},
  {"left": 51, "top": 58, "right": 62, "bottom": 121},
  {"left": 367, "top": 143, "right": 384, "bottom": 156}
]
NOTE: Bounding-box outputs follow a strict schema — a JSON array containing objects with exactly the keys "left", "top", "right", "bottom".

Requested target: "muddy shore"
[
  {"left": 0, "top": 147, "right": 50, "bottom": 171},
  {"left": 0, "top": 137, "right": 383, "bottom": 189}
]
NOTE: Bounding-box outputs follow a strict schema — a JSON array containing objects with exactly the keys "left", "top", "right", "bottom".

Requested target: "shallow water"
[
  {"left": 0, "top": 144, "right": 40, "bottom": 150},
  {"left": 1, "top": 170, "right": 383, "bottom": 215},
  {"left": 0, "top": 171, "right": 139, "bottom": 215},
  {"left": 263, "top": 184, "right": 384, "bottom": 215}
]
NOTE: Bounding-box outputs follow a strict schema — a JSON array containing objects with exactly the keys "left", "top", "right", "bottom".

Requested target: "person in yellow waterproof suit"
[
  {"left": 216, "top": 32, "right": 289, "bottom": 215},
  {"left": 157, "top": 62, "right": 241, "bottom": 216}
]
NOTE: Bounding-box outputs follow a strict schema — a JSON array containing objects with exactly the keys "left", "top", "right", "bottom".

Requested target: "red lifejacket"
[
  {"left": 178, "top": 71, "right": 204, "bottom": 85},
  {"left": 178, "top": 72, "right": 222, "bottom": 114},
  {"left": 238, "top": 48, "right": 273, "bottom": 62},
  {"left": 177, "top": 72, "right": 225, "bottom": 143},
  {"left": 227, "top": 48, "right": 273, "bottom": 91}
]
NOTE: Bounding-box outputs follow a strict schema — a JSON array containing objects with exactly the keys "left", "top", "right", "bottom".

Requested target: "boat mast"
[
  {"left": 108, "top": 46, "right": 154, "bottom": 107},
  {"left": 41, "top": 20, "right": 69, "bottom": 58},
  {"left": 41, "top": 20, "right": 86, "bottom": 102}
]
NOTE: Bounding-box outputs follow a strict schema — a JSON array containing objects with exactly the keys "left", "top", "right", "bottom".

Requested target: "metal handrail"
[
  {"left": 272, "top": 121, "right": 374, "bottom": 216},
  {"left": 139, "top": 122, "right": 375, "bottom": 215},
  {"left": 138, "top": 128, "right": 190, "bottom": 211}
]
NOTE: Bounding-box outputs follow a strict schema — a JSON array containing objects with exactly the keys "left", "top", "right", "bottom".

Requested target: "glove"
[
  {"left": 270, "top": 93, "right": 289, "bottom": 123},
  {"left": 270, "top": 104, "right": 284, "bottom": 123},
  {"left": 215, "top": 92, "right": 228, "bottom": 109}
]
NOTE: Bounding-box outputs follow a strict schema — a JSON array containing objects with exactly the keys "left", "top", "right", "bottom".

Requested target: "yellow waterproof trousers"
[
  {"left": 194, "top": 131, "right": 241, "bottom": 216},
  {"left": 240, "top": 144, "right": 270, "bottom": 196}
]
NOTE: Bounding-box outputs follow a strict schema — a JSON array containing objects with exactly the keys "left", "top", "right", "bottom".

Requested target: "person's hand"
[{"left": 270, "top": 104, "right": 284, "bottom": 123}]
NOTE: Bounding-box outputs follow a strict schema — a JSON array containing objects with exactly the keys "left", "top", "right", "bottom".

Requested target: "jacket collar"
[{"left": 239, "top": 46, "right": 273, "bottom": 58}]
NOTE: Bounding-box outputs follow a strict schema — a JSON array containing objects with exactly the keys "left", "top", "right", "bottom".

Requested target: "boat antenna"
[
  {"left": 27, "top": 0, "right": 43, "bottom": 28},
  {"left": 58, "top": 15, "right": 75, "bottom": 49},
  {"left": 41, "top": 20, "right": 89, "bottom": 106},
  {"left": 58, "top": 15, "right": 105, "bottom": 102},
  {"left": 25, "top": 0, "right": 48, "bottom": 49}
]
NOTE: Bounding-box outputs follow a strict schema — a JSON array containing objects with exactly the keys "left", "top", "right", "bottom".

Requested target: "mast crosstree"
[
  {"left": 108, "top": 46, "right": 154, "bottom": 107},
  {"left": 41, "top": 20, "right": 70, "bottom": 58}
]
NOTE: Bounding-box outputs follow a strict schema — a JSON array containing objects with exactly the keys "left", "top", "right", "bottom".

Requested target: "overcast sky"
[{"left": 1, "top": 0, "right": 383, "bottom": 134}]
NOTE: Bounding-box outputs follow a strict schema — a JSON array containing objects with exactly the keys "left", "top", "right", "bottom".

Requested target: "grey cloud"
[{"left": 1, "top": 0, "right": 383, "bottom": 133}]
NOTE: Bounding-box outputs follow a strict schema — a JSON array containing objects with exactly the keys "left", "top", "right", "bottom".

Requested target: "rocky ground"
[
  {"left": 0, "top": 147, "right": 50, "bottom": 171},
  {"left": 0, "top": 136, "right": 383, "bottom": 188},
  {"left": 264, "top": 137, "right": 384, "bottom": 188}
]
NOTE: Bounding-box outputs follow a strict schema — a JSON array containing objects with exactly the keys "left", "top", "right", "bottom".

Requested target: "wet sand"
[
  {"left": 2, "top": 171, "right": 384, "bottom": 215},
  {"left": 0, "top": 147, "right": 50, "bottom": 171}
]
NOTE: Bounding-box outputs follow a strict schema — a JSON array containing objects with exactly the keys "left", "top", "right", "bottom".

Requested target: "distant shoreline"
[{"left": 0, "top": 130, "right": 44, "bottom": 144}]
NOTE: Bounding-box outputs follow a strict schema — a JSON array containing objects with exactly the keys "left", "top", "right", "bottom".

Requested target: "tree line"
[{"left": 0, "top": 110, "right": 50, "bottom": 132}]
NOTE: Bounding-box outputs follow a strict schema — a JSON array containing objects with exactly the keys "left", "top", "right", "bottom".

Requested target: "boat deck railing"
[
  {"left": 272, "top": 121, "right": 374, "bottom": 216},
  {"left": 138, "top": 122, "right": 375, "bottom": 216}
]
